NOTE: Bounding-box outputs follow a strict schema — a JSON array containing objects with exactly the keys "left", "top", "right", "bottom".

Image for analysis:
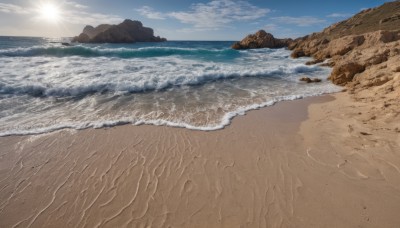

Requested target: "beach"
[
  {"left": 1, "top": 0, "right": 400, "bottom": 227},
  {"left": 1, "top": 92, "right": 399, "bottom": 228}
]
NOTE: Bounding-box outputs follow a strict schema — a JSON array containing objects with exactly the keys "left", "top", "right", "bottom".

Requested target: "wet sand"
[{"left": 1, "top": 94, "right": 400, "bottom": 228}]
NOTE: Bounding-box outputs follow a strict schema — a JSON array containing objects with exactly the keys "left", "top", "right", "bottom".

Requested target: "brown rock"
[
  {"left": 231, "top": 42, "right": 243, "bottom": 50},
  {"left": 379, "top": 30, "right": 400, "bottom": 43},
  {"left": 291, "top": 49, "right": 306, "bottom": 58},
  {"left": 305, "top": 59, "right": 324, "bottom": 65},
  {"left": 299, "top": 77, "right": 322, "bottom": 83},
  {"left": 232, "top": 30, "right": 292, "bottom": 50},
  {"left": 73, "top": 33, "right": 90, "bottom": 43},
  {"left": 329, "top": 62, "right": 365, "bottom": 85},
  {"left": 72, "top": 19, "right": 167, "bottom": 43}
]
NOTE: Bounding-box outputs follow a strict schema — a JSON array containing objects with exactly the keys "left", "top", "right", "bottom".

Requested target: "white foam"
[{"left": 0, "top": 47, "right": 341, "bottom": 136}]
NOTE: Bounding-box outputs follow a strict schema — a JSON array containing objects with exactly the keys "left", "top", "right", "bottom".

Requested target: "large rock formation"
[
  {"left": 288, "top": 1, "right": 400, "bottom": 85},
  {"left": 72, "top": 19, "right": 167, "bottom": 43},
  {"left": 232, "top": 30, "right": 292, "bottom": 49},
  {"left": 289, "top": 1, "right": 400, "bottom": 127}
]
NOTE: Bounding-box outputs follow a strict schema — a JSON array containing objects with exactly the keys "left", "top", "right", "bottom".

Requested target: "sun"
[{"left": 39, "top": 3, "right": 61, "bottom": 22}]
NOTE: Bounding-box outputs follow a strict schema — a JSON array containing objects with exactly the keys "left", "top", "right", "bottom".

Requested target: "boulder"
[
  {"left": 305, "top": 59, "right": 324, "bottom": 65},
  {"left": 329, "top": 62, "right": 365, "bottom": 85},
  {"left": 299, "top": 77, "right": 322, "bottom": 83},
  {"left": 232, "top": 30, "right": 292, "bottom": 49},
  {"left": 72, "top": 19, "right": 166, "bottom": 43},
  {"left": 291, "top": 48, "right": 306, "bottom": 58}
]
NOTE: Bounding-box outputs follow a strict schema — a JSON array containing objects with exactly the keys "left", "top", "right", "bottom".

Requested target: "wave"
[
  {"left": 0, "top": 92, "right": 339, "bottom": 137},
  {"left": 0, "top": 64, "right": 323, "bottom": 97},
  {"left": 0, "top": 46, "right": 239, "bottom": 58}
]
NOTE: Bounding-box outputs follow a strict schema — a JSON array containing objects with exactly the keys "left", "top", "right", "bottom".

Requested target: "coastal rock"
[
  {"left": 299, "top": 77, "right": 322, "bottom": 83},
  {"left": 232, "top": 30, "right": 292, "bottom": 49},
  {"left": 82, "top": 25, "right": 112, "bottom": 39},
  {"left": 329, "top": 62, "right": 365, "bottom": 86},
  {"left": 72, "top": 19, "right": 167, "bottom": 43},
  {"left": 291, "top": 49, "right": 306, "bottom": 58},
  {"left": 75, "top": 33, "right": 90, "bottom": 43},
  {"left": 305, "top": 59, "right": 324, "bottom": 65},
  {"left": 288, "top": 0, "right": 400, "bottom": 93}
]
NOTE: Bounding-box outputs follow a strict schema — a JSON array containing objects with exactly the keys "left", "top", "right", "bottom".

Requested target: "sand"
[{"left": 1, "top": 93, "right": 400, "bottom": 228}]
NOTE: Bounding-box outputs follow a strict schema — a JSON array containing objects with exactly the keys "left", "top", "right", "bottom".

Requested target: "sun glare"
[{"left": 39, "top": 3, "right": 61, "bottom": 22}]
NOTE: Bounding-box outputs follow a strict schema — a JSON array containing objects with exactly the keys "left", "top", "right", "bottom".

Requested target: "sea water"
[{"left": 0, "top": 36, "right": 341, "bottom": 136}]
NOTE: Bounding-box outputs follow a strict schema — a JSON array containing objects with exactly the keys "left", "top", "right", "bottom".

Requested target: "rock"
[
  {"left": 82, "top": 25, "right": 111, "bottom": 39},
  {"left": 288, "top": 1, "right": 400, "bottom": 64},
  {"left": 291, "top": 49, "right": 306, "bottom": 58},
  {"left": 299, "top": 77, "right": 322, "bottom": 83},
  {"left": 231, "top": 42, "right": 243, "bottom": 49},
  {"left": 379, "top": 30, "right": 400, "bottom": 43},
  {"left": 329, "top": 62, "right": 365, "bottom": 85},
  {"left": 305, "top": 59, "right": 324, "bottom": 65},
  {"left": 365, "top": 50, "right": 390, "bottom": 66},
  {"left": 232, "top": 30, "right": 292, "bottom": 49},
  {"left": 330, "top": 35, "right": 365, "bottom": 56},
  {"left": 72, "top": 19, "right": 166, "bottom": 43},
  {"left": 74, "top": 33, "right": 90, "bottom": 43}
]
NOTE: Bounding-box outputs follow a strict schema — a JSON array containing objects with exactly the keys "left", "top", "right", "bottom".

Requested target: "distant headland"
[{"left": 72, "top": 19, "right": 167, "bottom": 43}]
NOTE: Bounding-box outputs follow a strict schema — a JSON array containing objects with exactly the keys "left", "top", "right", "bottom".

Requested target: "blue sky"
[{"left": 0, "top": 0, "right": 393, "bottom": 40}]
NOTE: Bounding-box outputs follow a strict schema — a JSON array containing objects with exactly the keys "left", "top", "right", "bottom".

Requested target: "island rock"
[
  {"left": 232, "top": 30, "right": 292, "bottom": 49},
  {"left": 72, "top": 19, "right": 167, "bottom": 43}
]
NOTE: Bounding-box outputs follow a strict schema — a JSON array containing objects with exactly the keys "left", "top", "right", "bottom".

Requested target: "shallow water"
[{"left": 0, "top": 37, "right": 341, "bottom": 136}]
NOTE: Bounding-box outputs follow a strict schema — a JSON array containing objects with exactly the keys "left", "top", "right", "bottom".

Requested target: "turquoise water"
[{"left": 0, "top": 36, "right": 340, "bottom": 135}]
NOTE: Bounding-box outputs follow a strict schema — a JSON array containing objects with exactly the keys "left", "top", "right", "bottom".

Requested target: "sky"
[{"left": 0, "top": 0, "right": 394, "bottom": 40}]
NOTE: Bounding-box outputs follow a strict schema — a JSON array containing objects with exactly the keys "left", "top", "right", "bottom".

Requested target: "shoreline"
[
  {"left": 1, "top": 92, "right": 399, "bottom": 227},
  {"left": 0, "top": 90, "right": 340, "bottom": 137}
]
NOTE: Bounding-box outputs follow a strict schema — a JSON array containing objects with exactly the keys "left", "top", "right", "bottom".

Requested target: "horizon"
[{"left": 0, "top": 0, "right": 395, "bottom": 40}]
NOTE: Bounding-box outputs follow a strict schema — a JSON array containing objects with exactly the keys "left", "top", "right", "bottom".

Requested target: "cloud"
[
  {"left": 0, "top": 1, "right": 122, "bottom": 26},
  {"left": 263, "top": 23, "right": 278, "bottom": 31},
  {"left": 64, "top": 1, "right": 88, "bottom": 9},
  {"left": 168, "top": 0, "right": 270, "bottom": 29},
  {"left": 61, "top": 1, "right": 123, "bottom": 25},
  {"left": 136, "top": 6, "right": 166, "bottom": 20},
  {"left": 0, "top": 3, "right": 30, "bottom": 14},
  {"left": 64, "top": 11, "right": 123, "bottom": 25},
  {"left": 327, "top": 13, "right": 351, "bottom": 18},
  {"left": 272, "top": 16, "right": 326, "bottom": 27}
]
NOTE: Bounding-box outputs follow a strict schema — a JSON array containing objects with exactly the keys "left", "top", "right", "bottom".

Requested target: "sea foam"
[{"left": 0, "top": 40, "right": 341, "bottom": 136}]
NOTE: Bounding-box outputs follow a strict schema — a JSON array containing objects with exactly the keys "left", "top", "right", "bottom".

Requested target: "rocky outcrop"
[
  {"left": 328, "top": 62, "right": 365, "bottom": 85},
  {"left": 289, "top": 1, "right": 400, "bottom": 126},
  {"left": 72, "top": 19, "right": 167, "bottom": 43},
  {"left": 232, "top": 30, "right": 292, "bottom": 49}
]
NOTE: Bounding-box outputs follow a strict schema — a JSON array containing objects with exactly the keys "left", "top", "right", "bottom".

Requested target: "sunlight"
[{"left": 38, "top": 2, "right": 61, "bottom": 22}]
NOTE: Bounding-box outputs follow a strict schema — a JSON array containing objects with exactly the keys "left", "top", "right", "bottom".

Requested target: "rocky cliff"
[
  {"left": 232, "top": 30, "right": 292, "bottom": 49},
  {"left": 289, "top": 1, "right": 400, "bottom": 126},
  {"left": 72, "top": 19, "right": 167, "bottom": 43}
]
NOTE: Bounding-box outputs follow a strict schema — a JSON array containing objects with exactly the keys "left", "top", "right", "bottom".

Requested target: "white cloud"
[
  {"left": 327, "top": 13, "right": 351, "bottom": 18},
  {"left": 263, "top": 23, "right": 278, "bottom": 31},
  {"left": 65, "top": 1, "right": 89, "bottom": 9},
  {"left": 61, "top": 1, "right": 123, "bottom": 25},
  {"left": 272, "top": 16, "right": 326, "bottom": 27},
  {"left": 0, "top": 3, "right": 30, "bottom": 14},
  {"left": 64, "top": 11, "right": 123, "bottom": 25},
  {"left": 136, "top": 6, "right": 165, "bottom": 20},
  {"left": 168, "top": 0, "right": 270, "bottom": 29},
  {"left": 0, "top": 1, "right": 122, "bottom": 26}
]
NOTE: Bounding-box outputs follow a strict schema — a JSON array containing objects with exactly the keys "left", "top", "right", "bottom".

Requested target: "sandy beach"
[
  {"left": 1, "top": 93, "right": 399, "bottom": 228},
  {"left": 1, "top": 0, "right": 400, "bottom": 227}
]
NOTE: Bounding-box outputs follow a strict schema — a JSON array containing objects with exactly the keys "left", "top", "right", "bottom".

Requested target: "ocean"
[{"left": 0, "top": 36, "right": 341, "bottom": 136}]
